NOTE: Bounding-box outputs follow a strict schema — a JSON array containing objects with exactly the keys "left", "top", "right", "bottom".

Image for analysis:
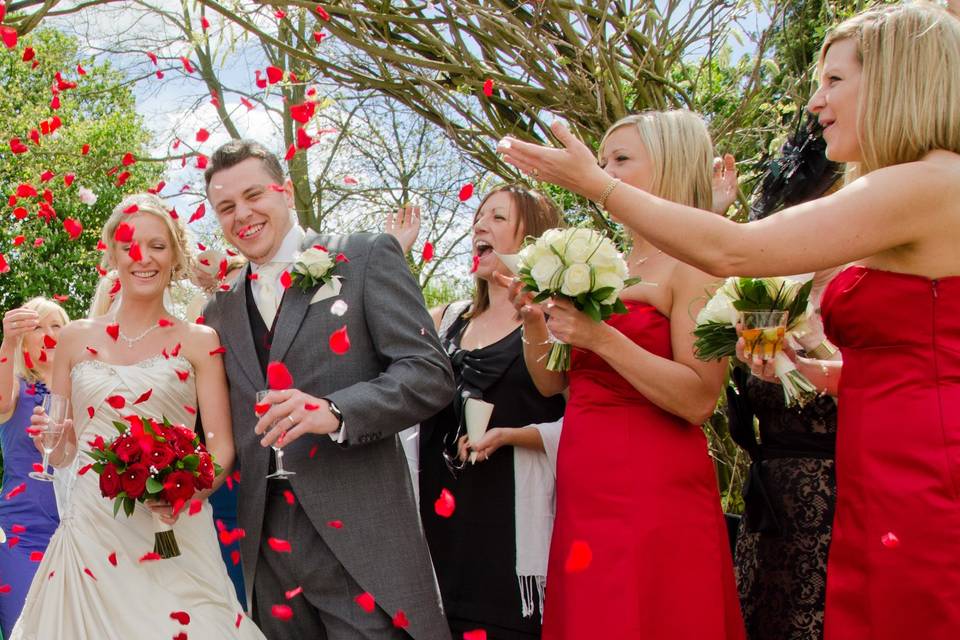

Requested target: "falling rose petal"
[
  {"left": 881, "top": 532, "right": 900, "bottom": 548},
  {"left": 354, "top": 592, "right": 375, "bottom": 613},
  {"left": 121, "top": 152, "right": 136, "bottom": 166},
  {"left": 78, "top": 463, "right": 93, "bottom": 476},
  {"left": 43, "top": 334, "right": 57, "bottom": 349},
  {"left": 189, "top": 203, "right": 205, "bottom": 223},
  {"left": 458, "top": 183, "right": 474, "bottom": 201},
  {"left": 12, "top": 235, "right": 24, "bottom": 246},
  {"left": 157, "top": 318, "right": 174, "bottom": 328},
  {"left": 201, "top": 16, "right": 210, "bottom": 30},
  {"left": 9, "top": 137, "right": 28, "bottom": 154},
  {"left": 175, "top": 369, "right": 190, "bottom": 382},
  {"left": 328, "top": 326, "right": 351, "bottom": 355},
  {"left": 195, "top": 155, "right": 208, "bottom": 169},
  {"left": 180, "top": 57, "right": 195, "bottom": 73},
  {"left": 10, "top": 524, "right": 25, "bottom": 534},
  {"left": 196, "top": 128, "right": 210, "bottom": 143},
  {"left": 275, "top": 9, "right": 286, "bottom": 18},
  {"left": 279, "top": 271, "right": 292, "bottom": 290},
  {"left": 313, "top": 31, "right": 326, "bottom": 44},
  {"left": 470, "top": 255, "right": 480, "bottom": 274},
  {"left": 267, "top": 537, "right": 292, "bottom": 553},
  {"left": 290, "top": 102, "right": 315, "bottom": 124},
  {"left": 0, "top": 585, "right": 10, "bottom": 594},
  {"left": 128, "top": 242, "right": 143, "bottom": 262},
  {"left": 254, "top": 403, "right": 270, "bottom": 416},
  {"left": 564, "top": 540, "right": 593, "bottom": 573},
  {"left": 0, "top": 254, "right": 9, "bottom": 275},
  {"left": 284, "top": 586, "right": 303, "bottom": 600},
  {"left": 86, "top": 406, "right": 95, "bottom": 418},
  {"left": 315, "top": 6, "right": 331, "bottom": 21},
  {"left": 188, "top": 499, "right": 203, "bottom": 516},
  {"left": 266, "top": 66, "right": 283, "bottom": 84},
  {"left": 240, "top": 97, "right": 255, "bottom": 111},
  {"left": 116, "top": 171, "right": 131, "bottom": 187},
  {"left": 106, "top": 395, "right": 126, "bottom": 410},
  {"left": 114, "top": 222, "right": 135, "bottom": 243},
  {"left": 5, "top": 483, "right": 26, "bottom": 501},
  {"left": 77, "top": 63, "right": 87, "bottom": 75},
  {"left": 309, "top": 444, "right": 319, "bottom": 458},
  {"left": 392, "top": 610, "right": 409, "bottom": 629},
  {"left": 32, "top": 463, "right": 44, "bottom": 473},
  {"left": 296, "top": 127, "right": 313, "bottom": 150},
  {"left": 463, "top": 631, "right": 488, "bottom": 640},
  {"left": 328, "top": 520, "right": 343, "bottom": 529},
  {"left": 8, "top": 537, "right": 20, "bottom": 548},
  {"left": 236, "top": 613, "right": 243, "bottom": 628},
  {"left": 139, "top": 552, "right": 161, "bottom": 563},
  {"left": 172, "top": 343, "right": 182, "bottom": 357},
  {"left": 230, "top": 550, "right": 240, "bottom": 565},
  {"left": 304, "top": 403, "right": 320, "bottom": 411},
  {"left": 284, "top": 144, "right": 296, "bottom": 161},
  {"left": 108, "top": 551, "right": 117, "bottom": 566},
  {"left": 183, "top": 404, "right": 196, "bottom": 415},
  {"left": 283, "top": 489, "right": 295, "bottom": 505},
  {"left": 29, "top": 551, "right": 43, "bottom": 562},
  {"left": 50, "top": 95, "right": 60, "bottom": 110},
  {"left": 482, "top": 78, "right": 494, "bottom": 97},
  {"left": 134, "top": 389, "right": 153, "bottom": 404},
  {"left": 173, "top": 634, "right": 187, "bottom": 640},
  {"left": 266, "top": 361, "right": 294, "bottom": 390},
  {"left": 434, "top": 488, "right": 455, "bottom": 518},
  {"left": 22, "top": 47, "right": 35, "bottom": 62},
  {"left": 16, "top": 183, "right": 37, "bottom": 197},
  {"left": 170, "top": 611, "right": 191, "bottom": 625},
  {"left": 342, "top": 175, "right": 358, "bottom": 185},
  {"left": 271, "top": 604, "right": 293, "bottom": 621},
  {"left": 40, "top": 170, "right": 54, "bottom": 182},
  {"left": 422, "top": 241, "right": 434, "bottom": 262},
  {"left": 83, "top": 567, "right": 97, "bottom": 581}
]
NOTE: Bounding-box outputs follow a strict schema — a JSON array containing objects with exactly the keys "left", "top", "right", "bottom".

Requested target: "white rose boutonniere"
[{"left": 291, "top": 245, "right": 339, "bottom": 292}]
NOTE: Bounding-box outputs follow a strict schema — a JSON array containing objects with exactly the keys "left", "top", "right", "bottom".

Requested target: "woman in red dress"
[
  {"left": 507, "top": 110, "right": 744, "bottom": 639},
  {"left": 498, "top": 4, "right": 960, "bottom": 638}
]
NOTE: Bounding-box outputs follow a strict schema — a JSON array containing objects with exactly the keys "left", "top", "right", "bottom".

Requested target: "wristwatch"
[
  {"left": 324, "top": 399, "right": 344, "bottom": 428},
  {"left": 806, "top": 339, "right": 838, "bottom": 360}
]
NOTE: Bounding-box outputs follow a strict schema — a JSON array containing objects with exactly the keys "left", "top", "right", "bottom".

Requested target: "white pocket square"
[{"left": 310, "top": 276, "right": 342, "bottom": 304}]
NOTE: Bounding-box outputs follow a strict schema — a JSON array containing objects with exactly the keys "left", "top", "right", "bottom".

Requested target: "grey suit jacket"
[{"left": 204, "top": 232, "right": 455, "bottom": 640}]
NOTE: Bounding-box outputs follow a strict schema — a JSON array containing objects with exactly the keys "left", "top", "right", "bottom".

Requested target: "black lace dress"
[
  {"left": 727, "top": 367, "right": 837, "bottom": 640},
  {"left": 419, "top": 308, "right": 565, "bottom": 639}
]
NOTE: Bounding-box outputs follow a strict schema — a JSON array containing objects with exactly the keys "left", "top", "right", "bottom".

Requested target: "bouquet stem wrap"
[
  {"left": 546, "top": 341, "right": 572, "bottom": 372},
  {"left": 152, "top": 512, "right": 180, "bottom": 559}
]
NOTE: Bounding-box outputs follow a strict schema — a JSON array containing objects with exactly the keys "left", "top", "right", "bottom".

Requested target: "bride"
[{"left": 11, "top": 194, "right": 266, "bottom": 639}]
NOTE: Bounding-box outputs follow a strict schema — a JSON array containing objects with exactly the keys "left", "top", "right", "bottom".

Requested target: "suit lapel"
[
  {"left": 222, "top": 264, "right": 266, "bottom": 390},
  {"left": 269, "top": 284, "right": 312, "bottom": 364}
]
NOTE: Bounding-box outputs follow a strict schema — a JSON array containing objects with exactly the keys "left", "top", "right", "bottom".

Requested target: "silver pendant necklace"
[{"left": 116, "top": 322, "right": 161, "bottom": 348}]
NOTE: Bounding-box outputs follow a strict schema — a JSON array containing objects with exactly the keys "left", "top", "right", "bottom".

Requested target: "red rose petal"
[
  {"left": 304, "top": 403, "right": 320, "bottom": 411},
  {"left": 158, "top": 318, "right": 174, "bottom": 328},
  {"left": 7, "top": 536, "right": 19, "bottom": 548},
  {"left": 463, "top": 631, "right": 488, "bottom": 640},
  {"left": 230, "top": 550, "right": 241, "bottom": 565},
  {"left": 114, "top": 222, "right": 135, "bottom": 243},
  {"left": 240, "top": 97, "right": 255, "bottom": 111},
  {"left": 175, "top": 369, "right": 190, "bottom": 382},
  {"left": 458, "top": 183, "right": 474, "bottom": 202},
  {"left": 180, "top": 57, "right": 194, "bottom": 73},
  {"left": 78, "top": 464, "right": 93, "bottom": 476},
  {"left": 328, "top": 520, "right": 343, "bottom": 529},
  {"left": 315, "top": 6, "right": 331, "bottom": 21},
  {"left": 881, "top": 532, "right": 900, "bottom": 548},
  {"left": 392, "top": 610, "right": 409, "bottom": 629},
  {"left": 254, "top": 403, "right": 271, "bottom": 416},
  {"left": 87, "top": 406, "right": 95, "bottom": 418},
  {"left": 0, "top": 254, "right": 9, "bottom": 275},
  {"left": 139, "top": 552, "right": 162, "bottom": 563},
  {"left": 189, "top": 203, "right": 206, "bottom": 223},
  {"left": 267, "top": 537, "right": 292, "bottom": 553},
  {"left": 422, "top": 241, "right": 434, "bottom": 262},
  {"left": 64, "top": 173, "right": 75, "bottom": 186},
  {"left": 183, "top": 404, "right": 197, "bottom": 415},
  {"left": 309, "top": 444, "right": 319, "bottom": 458},
  {"left": 434, "top": 488, "right": 455, "bottom": 518},
  {"left": 266, "top": 66, "right": 283, "bottom": 84},
  {"left": 84, "top": 567, "right": 97, "bottom": 580},
  {"left": 121, "top": 152, "right": 136, "bottom": 166},
  {"left": 285, "top": 586, "right": 303, "bottom": 600},
  {"left": 279, "top": 271, "right": 292, "bottom": 290},
  {"left": 172, "top": 343, "right": 182, "bottom": 357},
  {"left": 106, "top": 395, "right": 126, "bottom": 409},
  {"left": 209, "top": 346, "right": 226, "bottom": 356},
  {"left": 470, "top": 255, "right": 480, "bottom": 274},
  {"left": 32, "top": 462, "right": 44, "bottom": 473},
  {"left": 354, "top": 592, "right": 375, "bottom": 613},
  {"left": 196, "top": 128, "right": 210, "bottom": 143},
  {"left": 108, "top": 551, "right": 117, "bottom": 566},
  {"left": 173, "top": 633, "right": 187, "bottom": 640},
  {"left": 81, "top": 143, "right": 90, "bottom": 155},
  {"left": 482, "top": 79, "right": 494, "bottom": 97},
  {"left": 187, "top": 499, "right": 203, "bottom": 516},
  {"left": 29, "top": 551, "right": 43, "bottom": 562},
  {"left": 134, "top": 389, "right": 153, "bottom": 404},
  {"left": 5, "top": 483, "right": 26, "bottom": 501},
  {"left": 63, "top": 218, "right": 83, "bottom": 240},
  {"left": 266, "top": 361, "right": 293, "bottom": 390},
  {"left": 283, "top": 490, "right": 295, "bottom": 505},
  {"left": 564, "top": 540, "right": 593, "bottom": 573},
  {"left": 170, "top": 611, "right": 191, "bottom": 625},
  {"left": 271, "top": 604, "right": 293, "bottom": 621},
  {"left": 235, "top": 612, "right": 243, "bottom": 628},
  {"left": 10, "top": 524, "right": 25, "bottom": 534},
  {"left": 329, "top": 326, "right": 350, "bottom": 355}
]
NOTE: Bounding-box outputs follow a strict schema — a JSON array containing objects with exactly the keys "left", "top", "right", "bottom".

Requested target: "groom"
[{"left": 202, "top": 140, "right": 454, "bottom": 639}]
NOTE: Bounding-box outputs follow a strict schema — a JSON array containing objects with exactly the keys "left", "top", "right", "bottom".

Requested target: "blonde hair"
[
  {"left": 13, "top": 297, "right": 70, "bottom": 383},
  {"left": 820, "top": 2, "right": 960, "bottom": 178},
  {"left": 599, "top": 110, "right": 714, "bottom": 211},
  {"left": 90, "top": 193, "right": 194, "bottom": 317}
]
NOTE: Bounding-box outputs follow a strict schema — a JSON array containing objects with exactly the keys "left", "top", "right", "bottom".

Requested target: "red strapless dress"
[
  {"left": 821, "top": 266, "right": 960, "bottom": 639},
  {"left": 542, "top": 301, "right": 744, "bottom": 639}
]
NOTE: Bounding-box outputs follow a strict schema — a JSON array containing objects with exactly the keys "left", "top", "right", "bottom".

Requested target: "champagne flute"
[
  {"left": 256, "top": 390, "right": 295, "bottom": 479},
  {"left": 29, "top": 393, "right": 70, "bottom": 482},
  {"left": 739, "top": 310, "right": 789, "bottom": 361}
]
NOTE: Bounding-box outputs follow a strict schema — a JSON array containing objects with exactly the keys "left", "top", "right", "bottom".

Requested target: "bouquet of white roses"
[
  {"left": 694, "top": 276, "right": 818, "bottom": 407},
  {"left": 516, "top": 228, "right": 639, "bottom": 371}
]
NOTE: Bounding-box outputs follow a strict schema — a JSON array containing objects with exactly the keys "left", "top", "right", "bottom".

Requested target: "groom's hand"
[{"left": 255, "top": 389, "right": 340, "bottom": 448}]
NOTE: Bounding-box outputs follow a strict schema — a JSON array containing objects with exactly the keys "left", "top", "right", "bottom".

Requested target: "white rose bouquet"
[
  {"left": 291, "top": 245, "right": 337, "bottom": 291},
  {"left": 516, "top": 228, "right": 639, "bottom": 371},
  {"left": 693, "top": 276, "right": 818, "bottom": 406}
]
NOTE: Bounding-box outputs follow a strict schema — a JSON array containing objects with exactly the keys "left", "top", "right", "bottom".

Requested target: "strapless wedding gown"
[{"left": 11, "top": 355, "right": 265, "bottom": 640}]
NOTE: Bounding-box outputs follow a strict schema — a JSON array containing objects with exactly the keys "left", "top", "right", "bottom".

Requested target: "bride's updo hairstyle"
[
  {"left": 820, "top": 2, "right": 960, "bottom": 179},
  {"left": 89, "top": 193, "right": 194, "bottom": 317},
  {"left": 598, "top": 110, "right": 714, "bottom": 211}
]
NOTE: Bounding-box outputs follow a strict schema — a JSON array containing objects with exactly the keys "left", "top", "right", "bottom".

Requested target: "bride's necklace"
[
  {"left": 629, "top": 249, "right": 663, "bottom": 267},
  {"left": 115, "top": 321, "right": 162, "bottom": 349}
]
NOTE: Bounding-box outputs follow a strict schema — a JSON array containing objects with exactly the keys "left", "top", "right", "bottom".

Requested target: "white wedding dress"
[{"left": 11, "top": 355, "right": 266, "bottom": 640}]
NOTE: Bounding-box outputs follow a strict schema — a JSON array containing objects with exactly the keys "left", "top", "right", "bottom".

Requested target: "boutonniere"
[{"left": 291, "top": 245, "right": 339, "bottom": 291}]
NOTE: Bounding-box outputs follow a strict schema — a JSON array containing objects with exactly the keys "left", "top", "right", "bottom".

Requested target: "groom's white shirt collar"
[{"left": 251, "top": 223, "right": 306, "bottom": 272}]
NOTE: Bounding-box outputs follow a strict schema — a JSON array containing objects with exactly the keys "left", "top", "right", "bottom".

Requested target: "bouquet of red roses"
[{"left": 88, "top": 414, "right": 222, "bottom": 558}]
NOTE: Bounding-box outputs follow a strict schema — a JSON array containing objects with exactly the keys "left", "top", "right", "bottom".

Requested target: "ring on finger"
[{"left": 286, "top": 415, "right": 295, "bottom": 426}]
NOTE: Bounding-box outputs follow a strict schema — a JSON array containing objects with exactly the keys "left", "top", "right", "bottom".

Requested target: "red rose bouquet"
[{"left": 88, "top": 414, "right": 222, "bottom": 558}]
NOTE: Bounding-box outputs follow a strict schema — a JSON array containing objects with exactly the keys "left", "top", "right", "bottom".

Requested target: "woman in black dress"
[
  {"left": 388, "top": 184, "right": 565, "bottom": 638},
  {"left": 727, "top": 119, "right": 843, "bottom": 639}
]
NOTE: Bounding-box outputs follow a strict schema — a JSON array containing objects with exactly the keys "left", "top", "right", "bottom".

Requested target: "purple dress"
[{"left": 0, "top": 379, "right": 58, "bottom": 637}]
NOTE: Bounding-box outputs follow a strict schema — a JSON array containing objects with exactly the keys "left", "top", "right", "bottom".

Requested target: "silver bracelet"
[{"left": 596, "top": 178, "right": 622, "bottom": 210}]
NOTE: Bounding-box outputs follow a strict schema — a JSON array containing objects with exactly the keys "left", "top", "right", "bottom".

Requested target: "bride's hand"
[{"left": 145, "top": 499, "right": 180, "bottom": 526}]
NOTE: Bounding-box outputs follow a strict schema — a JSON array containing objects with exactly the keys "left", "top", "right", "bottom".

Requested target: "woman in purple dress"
[{"left": 0, "top": 297, "right": 69, "bottom": 637}]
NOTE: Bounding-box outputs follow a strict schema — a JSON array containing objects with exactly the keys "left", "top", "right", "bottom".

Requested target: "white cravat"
[{"left": 254, "top": 261, "right": 288, "bottom": 328}]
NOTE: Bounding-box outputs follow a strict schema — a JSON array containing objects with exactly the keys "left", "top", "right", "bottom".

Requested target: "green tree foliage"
[{"left": 0, "top": 28, "right": 160, "bottom": 320}]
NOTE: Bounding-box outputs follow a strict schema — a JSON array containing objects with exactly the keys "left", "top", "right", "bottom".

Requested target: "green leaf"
[
  {"left": 122, "top": 498, "right": 135, "bottom": 517},
  {"left": 181, "top": 454, "right": 200, "bottom": 471},
  {"left": 583, "top": 298, "right": 602, "bottom": 323},
  {"left": 532, "top": 291, "right": 552, "bottom": 303},
  {"left": 146, "top": 477, "right": 163, "bottom": 494},
  {"left": 112, "top": 496, "right": 124, "bottom": 518},
  {"left": 111, "top": 421, "right": 128, "bottom": 435}
]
